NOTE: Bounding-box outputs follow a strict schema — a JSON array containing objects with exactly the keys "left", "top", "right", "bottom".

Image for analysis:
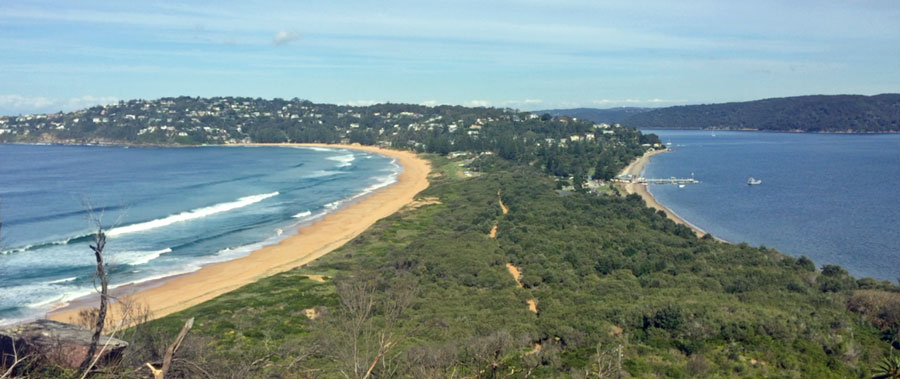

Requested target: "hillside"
[
  {"left": 116, "top": 155, "right": 899, "bottom": 378},
  {"left": 620, "top": 94, "right": 900, "bottom": 132},
  {"left": 535, "top": 107, "right": 652, "bottom": 124}
]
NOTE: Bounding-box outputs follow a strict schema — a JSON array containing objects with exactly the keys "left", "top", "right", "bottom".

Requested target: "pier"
[
  {"left": 637, "top": 177, "right": 700, "bottom": 184},
  {"left": 614, "top": 175, "right": 700, "bottom": 185}
]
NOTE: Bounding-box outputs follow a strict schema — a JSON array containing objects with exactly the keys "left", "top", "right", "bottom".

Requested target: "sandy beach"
[
  {"left": 619, "top": 149, "right": 707, "bottom": 238},
  {"left": 49, "top": 143, "right": 430, "bottom": 325}
]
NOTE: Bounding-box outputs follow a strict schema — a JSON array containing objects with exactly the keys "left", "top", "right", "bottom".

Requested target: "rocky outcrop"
[{"left": 1, "top": 319, "right": 128, "bottom": 370}]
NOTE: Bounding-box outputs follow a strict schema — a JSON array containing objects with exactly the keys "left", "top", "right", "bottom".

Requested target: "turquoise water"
[
  {"left": 642, "top": 130, "right": 900, "bottom": 282},
  {"left": 0, "top": 144, "right": 400, "bottom": 324}
]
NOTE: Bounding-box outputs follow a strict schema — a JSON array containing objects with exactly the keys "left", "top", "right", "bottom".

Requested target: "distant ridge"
[
  {"left": 621, "top": 94, "right": 900, "bottom": 132},
  {"left": 535, "top": 107, "right": 652, "bottom": 124}
]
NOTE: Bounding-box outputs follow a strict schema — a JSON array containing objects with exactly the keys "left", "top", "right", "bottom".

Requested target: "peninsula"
[{"left": 2, "top": 98, "right": 898, "bottom": 378}]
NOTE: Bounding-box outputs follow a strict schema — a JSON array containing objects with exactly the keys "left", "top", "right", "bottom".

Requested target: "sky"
[{"left": 1, "top": 0, "right": 898, "bottom": 115}]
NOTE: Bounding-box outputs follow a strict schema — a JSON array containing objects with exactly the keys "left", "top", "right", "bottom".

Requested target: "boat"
[
  {"left": 678, "top": 184, "right": 686, "bottom": 188},
  {"left": 747, "top": 177, "right": 762, "bottom": 185}
]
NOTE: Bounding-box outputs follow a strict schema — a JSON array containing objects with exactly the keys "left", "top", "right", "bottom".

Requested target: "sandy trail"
[
  {"left": 499, "top": 203, "right": 539, "bottom": 315},
  {"left": 303, "top": 308, "right": 319, "bottom": 319},
  {"left": 489, "top": 223, "right": 498, "bottom": 238},
  {"left": 498, "top": 189, "right": 509, "bottom": 215},
  {"left": 506, "top": 263, "right": 523, "bottom": 288},
  {"left": 306, "top": 275, "right": 326, "bottom": 283},
  {"left": 506, "top": 263, "right": 539, "bottom": 314},
  {"left": 526, "top": 342, "right": 542, "bottom": 355},
  {"left": 50, "top": 143, "right": 430, "bottom": 325}
]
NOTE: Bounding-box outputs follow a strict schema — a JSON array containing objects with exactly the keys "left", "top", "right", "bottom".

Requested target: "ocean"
[
  {"left": 0, "top": 144, "right": 400, "bottom": 325},
  {"left": 641, "top": 130, "right": 900, "bottom": 282}
]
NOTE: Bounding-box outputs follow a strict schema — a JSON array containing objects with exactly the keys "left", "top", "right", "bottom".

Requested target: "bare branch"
[
  {"left": 1, "top": 337, "right": 33, "bottom": 379},
  {"left": 146, "top": 317, "right": 195, "bottom": 379}
]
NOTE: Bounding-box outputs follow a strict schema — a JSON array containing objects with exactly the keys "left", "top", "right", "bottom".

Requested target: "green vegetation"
[
  {"left": 4, "top": 98, "right": 900, "bottom": 377},
  {"left": 0, "top": 97, "right": 649, "bottom": 184},
  {"left": 125, "top": 155, "right": 899, "bottom": 378},
  {"left": 620, "top": 94, "right": 900, "bottom": 132}
]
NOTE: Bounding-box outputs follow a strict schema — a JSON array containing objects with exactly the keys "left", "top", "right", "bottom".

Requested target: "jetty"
[{"left": 613, "top": 174, "right": 700, "bottom": 185}]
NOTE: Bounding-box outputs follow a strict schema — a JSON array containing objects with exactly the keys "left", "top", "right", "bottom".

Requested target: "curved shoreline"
[
  {"left": 618, "top": 149, "right": 708, "bottom": 238},
  {"left": 48, "top": 143, "right": 430, "bottom": 325}
]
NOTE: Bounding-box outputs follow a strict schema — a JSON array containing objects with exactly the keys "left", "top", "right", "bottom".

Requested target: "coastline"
[
  {"left": 48, "top": 143, "right": 431, "bottom": 325},
  {"left": 618, "top": 149, "right": 707, "bottom": 238}
]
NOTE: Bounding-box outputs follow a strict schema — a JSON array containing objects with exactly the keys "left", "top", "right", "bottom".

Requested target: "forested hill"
[
  {"left": 536, "top": 107, "right": 651, "bottom": 124},
  {"left": 620, "top": 94, "right": 900, "bottom": 132},
  {"left": 0, "top": 96, "right": 660, "bottom": 183}
]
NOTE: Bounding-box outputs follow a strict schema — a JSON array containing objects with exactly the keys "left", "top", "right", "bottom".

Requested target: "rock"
[{"left": 1, "top": 319, "right": 128, "bottom": 370}]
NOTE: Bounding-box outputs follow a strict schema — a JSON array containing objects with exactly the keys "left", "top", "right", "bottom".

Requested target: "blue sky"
[{"left": 1, "top": 0, "right": 898, "bottom": 115}]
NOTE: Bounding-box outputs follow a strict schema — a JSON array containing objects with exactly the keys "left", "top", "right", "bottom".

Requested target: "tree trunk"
[{"left": 78, "top": 229, "right": 108, "bottom": 373}]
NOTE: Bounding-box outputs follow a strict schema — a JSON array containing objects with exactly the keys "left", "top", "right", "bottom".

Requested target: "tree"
[
  {"left": 78, "top": 227, "right": 109, "bottom": 375},
  {"left": 0, "top": 200, "right": 4, "bottom": 250},
  {"left": 316, "top": 273, "right": 417, "bottom": 378},
  {"left": 592, "top": 159, "right": 617, "bottom": 181}
]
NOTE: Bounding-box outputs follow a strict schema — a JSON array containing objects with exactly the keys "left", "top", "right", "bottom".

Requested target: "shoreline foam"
[
  {"left": 618, "top": 149, "right": 708, "bottom": 238},
  {"left": 48, "top": 143, "right": 430, "bottom": 325}
]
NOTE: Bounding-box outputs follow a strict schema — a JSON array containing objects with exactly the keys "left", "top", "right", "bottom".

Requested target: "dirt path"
[
  {"left": 489, "top": 223, "right": 498, "bottom": 238},
  {"left": 306, "top": 275, "right": 326, "bottom": 282},
  {"left": 526, "top": 342, "right": 542, "bottom": 355},
  {"left": 506, "top": 263, "right": 523, "bottom": 287},
  {"left": 303, "top": 307, "right": 319, "bottom": 319},
  {"left": 498, "top": 189, "right": 509, "bottom": 215},
  {"left": 506, "top": 263, "right": 539, "bottom": 314}
]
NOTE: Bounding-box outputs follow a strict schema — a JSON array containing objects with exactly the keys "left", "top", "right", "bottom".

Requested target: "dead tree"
[
  {"left": 0, "top": 199, "right": 4, "bottom": 250},
  {"left": 318, "top": 273, "right": 417, "bottom": 379},
  {"left": 78, "top": 228, "right": 109, "bottom": 374}
]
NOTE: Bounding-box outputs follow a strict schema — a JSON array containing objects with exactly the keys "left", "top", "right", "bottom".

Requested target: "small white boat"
[
  {"left": 678, "top": 184, "right": 686, "bottom": 188},
  {"left": 747, "top": 177, "right": 762, "bottom": 185}
]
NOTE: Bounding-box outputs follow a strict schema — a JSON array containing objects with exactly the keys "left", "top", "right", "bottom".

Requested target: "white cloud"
[
  {"left": 273, "top": 30, "right": 300, "bottom": 45},
  {"left": 420, "top": 100, "right": 440, "bottom": 107},
  {"left": 0, "top": 94, "right": 55, "bottom": 110},
  {"left": 344, "top": 100, "right": 381, "bottom": 107},
  {"left": 0, "top": 95, "right": 118, "bottom": 115},
  {"left": 467, "top": 100, "right": 491, "bottom": 107}
]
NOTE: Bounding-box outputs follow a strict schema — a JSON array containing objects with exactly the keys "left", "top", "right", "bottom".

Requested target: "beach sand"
[
  {"left": 619, "top": 149, "right": 707, "bottom": 238},
  {"left": 49, "top": 143, "right": 430, "bottom": 325}
]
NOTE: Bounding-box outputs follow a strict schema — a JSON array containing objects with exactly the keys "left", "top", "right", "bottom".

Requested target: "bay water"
[{"left": 642, "top": 130, "right": 900, "bottom": 282}]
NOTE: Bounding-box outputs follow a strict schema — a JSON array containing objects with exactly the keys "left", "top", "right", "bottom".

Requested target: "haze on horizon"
[{"left": 1, "top": 0, "right": 898, "bottom": 115}]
